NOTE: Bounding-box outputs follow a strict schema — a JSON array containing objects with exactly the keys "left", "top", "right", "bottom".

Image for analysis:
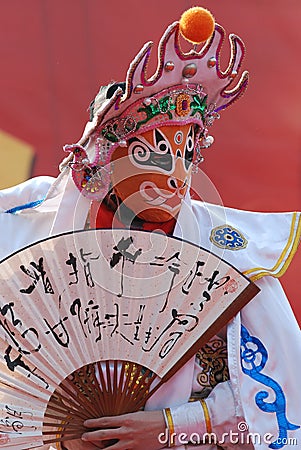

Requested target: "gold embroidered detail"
[
  {"left": 163, "top": 407, "right": 176, "bottom": 447},
  {"left": 200, "top": 399, "right": 212, "bottom": 434},
  {"left": 175, "top": 93, "right": 191, "bottom": 117},
  {"left": 196, "top": 337, "right": 229, "bottom": 390}
]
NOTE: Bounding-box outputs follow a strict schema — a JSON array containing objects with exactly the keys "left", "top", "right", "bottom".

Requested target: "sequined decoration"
[
  {"left": 176, "top": 93, "right": 191, "bottom": 117},
  {"left": 136, "top": 95, "right": 175, "bottom": 130},
  {"left": 190, "top": 95, "right": 207, "bottom": 118},
  {"left": 80, "top": 166, "right": 107, "bottom": 193},
  {"left": 210, "top": 224, "right": 248, "bottom": 250},
  {"left": 102, "top": 116, "right": 137, "bottom": 143},
  {"left": 65, "top": 144, "right": 111, "bottom": 201},
  {"left": 100, "top": 89, "right": 209, "bottom": 146}
]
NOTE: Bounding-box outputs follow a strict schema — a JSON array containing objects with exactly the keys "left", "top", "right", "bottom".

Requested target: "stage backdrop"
[{"left": 0, "top": 0, "right": 300, "bottom": 322}]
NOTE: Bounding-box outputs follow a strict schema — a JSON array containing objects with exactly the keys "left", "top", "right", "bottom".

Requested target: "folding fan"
[{"left": 0, "top": 228, "right": 259, "bottom": 449}]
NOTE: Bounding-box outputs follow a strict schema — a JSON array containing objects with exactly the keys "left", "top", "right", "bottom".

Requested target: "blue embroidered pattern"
[
  {"left": 5, "top": 198, "right": 45, "bottom": 214},
  {"left": 240, "top": 325, "right": 299, "bottom": 449},
  {"left": 210, "top": 225, "right": 247, "bottom": 250}
]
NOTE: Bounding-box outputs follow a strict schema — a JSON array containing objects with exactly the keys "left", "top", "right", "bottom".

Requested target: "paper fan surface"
[{"left": 0, "top": 229, "right": 259, "bottom": 448}]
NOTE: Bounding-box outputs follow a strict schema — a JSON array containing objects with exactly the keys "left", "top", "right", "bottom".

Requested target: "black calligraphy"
[
  {"left": 182, "top": 261, "right": 231, "bottom": 311},
  {"left": 110, "top": 237, "right": 142, "bottom": 297},
  {"left": 0, "top": 302, "right": 41, "bottom": 355},
  {"left": 0, "top": 303, "right": 48, "bottom": 388},
  {"left": 80, "top": 248, "right": 100, "bottom": 288},
  {"left": 44, "top": 315, "right": 69, "bottom": 348},
  {"left": 150, "top": 252, "right": 181, "bottom": 312},
  {"left": 66, "top": 252, "right": 79, "bottom": 285},
  {"left": 70, "top": 298, "right": 104, "bottom": 342},
  {"left": 0, "top": 405, "right": 36, "bottom": 435},
  {"left": 19, "top": 257, "right": 54, "bottom": 294},
  {"left": 143, "top": 308, "right": 198, "bottom": 358}
]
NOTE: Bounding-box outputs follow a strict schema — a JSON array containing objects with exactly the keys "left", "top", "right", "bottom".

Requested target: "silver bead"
[
  {"left": 134, "top": 84, "right": 144, "bottom": 94},
  {"left": 207, "top": 57, "right": 217, "bottom": 68},
  {"left": 118, "top": 140, "right": 127, "bottom": 147},
  {"left": 143, "top": 98, "right": 152, "bottom": 106},
  {"left": 199, "top": 135, "right": 214, "bottom": 149},
  {"left": 165, "top": 61, "right": 175, "bottom": 72},
  {"left": 96, "top": 136, "right": 105, "bottom": 145},
  {"left": 182, "top": 77, "right": 190, "bottom": 84},
  {"left": 229, "top": 70, "right": 238, "bottom": 79},
  {"left": 206, "top": 135, "right": 214, "bottom": 146},
  {"left": 182, "top": 63, "right": 197, "bottom": 79}
]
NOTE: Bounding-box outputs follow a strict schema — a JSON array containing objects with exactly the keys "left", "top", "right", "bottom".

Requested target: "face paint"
[{"left": 110, "top": 124, "right": 195, "bottom": 222}]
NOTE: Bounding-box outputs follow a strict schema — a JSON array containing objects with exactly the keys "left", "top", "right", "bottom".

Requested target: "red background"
[{"left": 1, "top": 0, "right": 300, "bottom": 322}]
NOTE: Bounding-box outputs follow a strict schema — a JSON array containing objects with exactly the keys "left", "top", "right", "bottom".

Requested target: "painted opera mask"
[{"left": 110, "top": 124, "right": 195, "bottom": 223}]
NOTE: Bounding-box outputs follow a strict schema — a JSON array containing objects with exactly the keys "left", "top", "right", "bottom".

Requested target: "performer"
[{"left": 0, "top": 6, "right": 300, "bottom": 450}]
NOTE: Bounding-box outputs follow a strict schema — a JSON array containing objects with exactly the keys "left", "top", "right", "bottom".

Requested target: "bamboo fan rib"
[
  {"left": 42, "top": 361, "right": 157, "bottom": 444},
  {"left": 0, "top": 229, "right": 259, "bottom": 448}
]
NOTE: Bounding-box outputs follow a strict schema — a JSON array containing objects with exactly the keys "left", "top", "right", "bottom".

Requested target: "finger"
[
  {"left": 84, "top": 414, "right": 129, "bottom": 428},
  {"left": 82, "top": 429, "right": 120, "bottom": 442}
]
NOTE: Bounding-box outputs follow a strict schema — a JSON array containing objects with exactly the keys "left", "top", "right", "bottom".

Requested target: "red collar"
[{"left": 90, "top": 200, "right": 176, "bottom": 235}]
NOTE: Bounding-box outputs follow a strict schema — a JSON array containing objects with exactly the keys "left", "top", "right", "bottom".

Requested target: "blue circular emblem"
[{"left": 210, "top": 225, "right": 248, "bottom": 250}]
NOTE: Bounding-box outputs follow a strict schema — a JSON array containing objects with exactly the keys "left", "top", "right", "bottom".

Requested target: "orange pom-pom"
[{"left": 179, "top": 7, "right": 215, "bottom": 44}]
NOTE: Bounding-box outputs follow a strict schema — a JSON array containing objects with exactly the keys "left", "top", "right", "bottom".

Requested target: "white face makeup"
[{"left": 128, "top": 126, "right": 194, "bottom": 174}]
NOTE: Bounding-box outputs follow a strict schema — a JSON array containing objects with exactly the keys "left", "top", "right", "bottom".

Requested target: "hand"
[{"left": 81, "top": 410, "right": 166, "bottom": 449}]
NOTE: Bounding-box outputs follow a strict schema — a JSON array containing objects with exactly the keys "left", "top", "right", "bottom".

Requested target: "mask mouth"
[{"left": 139, "top": 180, "right": 187, "bottom": 212}]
